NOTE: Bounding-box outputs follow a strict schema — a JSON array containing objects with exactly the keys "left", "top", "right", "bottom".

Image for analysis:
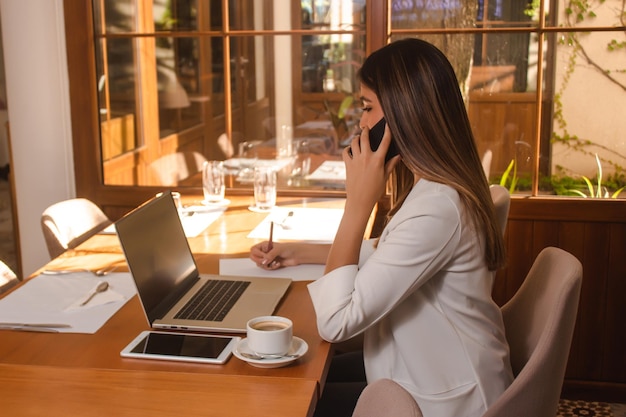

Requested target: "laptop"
[{"left": 115, "top": 191, "right": 291, "bottom": 333}]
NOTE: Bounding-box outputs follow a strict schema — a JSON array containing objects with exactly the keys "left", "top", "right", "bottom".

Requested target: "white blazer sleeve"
[{"left": 308, "top": 189, "right": 463, "bottom": 342}]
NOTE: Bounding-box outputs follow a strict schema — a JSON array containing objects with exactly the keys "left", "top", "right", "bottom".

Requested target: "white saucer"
[
  {"left": 202, "top": 198, "right": 230, "bottom": 207},
  {"left": 248, "top": 205, "right": 273, "bottom": 213},
  {"left": 233, "top": 336, "right": 308, "bottom": 368}
]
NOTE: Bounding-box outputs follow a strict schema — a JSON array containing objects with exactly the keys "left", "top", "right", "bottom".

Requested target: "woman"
[{"left": 250, "top": 38, "right": 513, "bottom": 417}]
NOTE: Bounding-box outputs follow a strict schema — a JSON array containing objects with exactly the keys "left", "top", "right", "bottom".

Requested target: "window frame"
[{"left": 64, "top": 0, "right": 626, "bottom": 216}]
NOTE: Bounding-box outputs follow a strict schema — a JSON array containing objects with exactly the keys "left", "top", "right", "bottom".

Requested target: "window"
[
  {"left": 72, "top": 0, "right": 625, "bottom": 199},
  {"left": 390, "top": 0, "right": 625, "bottom": 198},
  {"left": 92, "top": 0, "right": 365, "bottom": 193}
]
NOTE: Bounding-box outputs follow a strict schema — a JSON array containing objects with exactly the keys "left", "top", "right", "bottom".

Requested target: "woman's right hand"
[
  {"left": 249, "top": 241, "right": 303, "bottom": 270},
  {"left": 249, "top": 242, "right": 330, "bottom": 270}
]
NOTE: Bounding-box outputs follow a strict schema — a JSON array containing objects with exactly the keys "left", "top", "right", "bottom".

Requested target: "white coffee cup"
[
  {"left": 202, "top": 160, "right": 225, "bottom": 203},
  {"left": 253, "top": 166, "right": 277, "bottom": 210},
  {"left": 246, "top": 315, "right": 293, "bottom": 356}
]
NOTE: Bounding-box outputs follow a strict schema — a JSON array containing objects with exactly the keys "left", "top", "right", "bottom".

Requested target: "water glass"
[
  {"left": 202, "top": 161, "right": 225, "bottom": 203},
  {"left": 253, "top": 166, "right": 277, "bottom": 210},
  {"left": 291, "top": 140, "right": 311, "bottom": 178},
  {"left": 276, "top": 124, "right": 293, "bottom": 158}
]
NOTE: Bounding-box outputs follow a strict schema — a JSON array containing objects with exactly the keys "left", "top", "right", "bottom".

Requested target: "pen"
[{"left": 267, "top": 221, "right": 274, "bottom": 252}]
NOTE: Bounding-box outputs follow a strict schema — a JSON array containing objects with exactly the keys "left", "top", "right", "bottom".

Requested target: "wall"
[
  {"left": 552, "top": 2, "right": 626, "bottom": 178},
  {"left": 0, "top": 0, "right": 75, "bottom": 276}
]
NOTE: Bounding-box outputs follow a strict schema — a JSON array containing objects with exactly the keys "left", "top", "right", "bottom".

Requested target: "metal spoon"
[
  {"left": 80, "top": 281, "right": 109, "bottom": 306},
  {"left": 276, "top": 211, "right": 294, "bottom": 229},
  {"left": 239, "top": 351, "right": 299, "bottom": 361}
]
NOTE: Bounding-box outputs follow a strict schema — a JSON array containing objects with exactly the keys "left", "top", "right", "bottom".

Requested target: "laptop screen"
[{"left": 115, "top": 192, "right": 198, "bottom": 322}]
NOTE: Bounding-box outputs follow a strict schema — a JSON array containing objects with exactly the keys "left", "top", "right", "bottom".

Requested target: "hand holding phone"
[{"left": 367, "top": 118, "right": 399, "bottom": 162}]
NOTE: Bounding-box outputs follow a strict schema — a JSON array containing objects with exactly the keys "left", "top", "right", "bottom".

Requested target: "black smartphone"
[{"left": 368, "top": 118, "right": 399, "bottom": 162}]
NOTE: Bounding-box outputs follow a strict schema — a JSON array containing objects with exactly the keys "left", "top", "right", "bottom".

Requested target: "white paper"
[
  {"left": 306, "top": 160, "right": 346, "bottom": 181},
  {"left": 0, "top": 272, "right": 136, "bottom": 334},
  {"left": 219, "top": 258, "right": 325, "bottom": 282},
  {"left": 179, "top": 206, "right": 226, "bottom": 237},
  {"left": 101, "top": 206, "right": 225, "bottom": 238},
  {"left": 246, "top": 207, "right": 344, "bottom": 244}
]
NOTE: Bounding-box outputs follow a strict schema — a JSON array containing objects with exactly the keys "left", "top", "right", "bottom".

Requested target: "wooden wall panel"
[
  {"left": 604, "top": 223, "right": 626, "bottom": 382},
  {"left": 494, "top": 199, "right": 626, "bottom": 402}
]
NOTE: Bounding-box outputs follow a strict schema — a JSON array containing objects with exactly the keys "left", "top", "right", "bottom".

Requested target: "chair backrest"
[
  {"left": 41, "top": 198, "right": 112, "bottom": 259},
  {"left": 490, "top": 185, "right": 510, "bottom": 236},
  {"left": 484, "top": 247, "right": 583, "bottom": 417},
  {"left": 352, "top": 378, "right": 423, "bottom": 417},
  {"left": 0, "top": 259, "right": 18, "bottom": 294},
  {"left": 482, "top": 149, "right": 493, "bottom": 179},
  {"left": 149, "top": 151, "right": 208, "bottom": 186}
]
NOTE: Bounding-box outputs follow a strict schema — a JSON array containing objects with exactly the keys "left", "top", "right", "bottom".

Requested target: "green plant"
[
  {"left": 564, "top": 153, "right": 625, "bottom": 198},
  {"left": 499, "top": 159, "right": 518, "bottom": 193}
]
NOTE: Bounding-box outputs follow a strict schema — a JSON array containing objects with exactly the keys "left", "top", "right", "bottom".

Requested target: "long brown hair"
[{"left": 359, "top": 38, "right": 505, "bottom": 270}]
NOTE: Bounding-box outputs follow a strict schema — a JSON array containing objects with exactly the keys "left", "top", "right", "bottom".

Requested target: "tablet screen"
[{"left": 121, "top": 331, "right": 240, "bottom": 364}]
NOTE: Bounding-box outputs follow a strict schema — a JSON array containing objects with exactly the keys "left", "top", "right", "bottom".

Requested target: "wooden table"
[{"left": 0, "top": 195, "right": 348, "bottom": 417}]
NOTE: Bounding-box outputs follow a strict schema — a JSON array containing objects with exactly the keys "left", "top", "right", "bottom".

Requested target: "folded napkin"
[
  {"left": 0, "top": 272, "right": 136, "bottom": 334},
  {"left": 64, "top": 280, "right": 126, "bottom": 311}
]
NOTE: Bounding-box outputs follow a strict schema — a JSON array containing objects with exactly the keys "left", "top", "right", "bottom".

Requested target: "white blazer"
[{"left": 308, "top": 179, "right": 513, "bottom": 417}]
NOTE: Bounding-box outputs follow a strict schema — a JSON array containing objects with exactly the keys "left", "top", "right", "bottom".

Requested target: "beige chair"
[
  {"left": 352, "top": 378, "right": 422, "bottom": 417},
  {"left": 352, "top": 247, "right": 582, "bottom": 417},
  {"left": 0, "top": 259, "right": 18, "bottom": 294},
  {"left": 482, "top": 149, "right": 493, "bottom": 179},
  {"left": 41, "top": 198, "right": 112, "bottom": 259},
  {"left": 148, "top": 151, "right": 208, "bottom": 186},
  {"left": 484, "top": 246, "right": 582, "bottom": 417},
  {"left": 490, "top": 184, "right": 510, "bottom": 236}
]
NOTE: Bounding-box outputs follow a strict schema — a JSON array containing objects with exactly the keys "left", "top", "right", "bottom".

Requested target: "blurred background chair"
[
  {"left": 352, "top": 378, "right": 422, "bottom": 417},
  {"left": 490, "top": 184, "right": 511, "bottom": 236},
  {"left": 148, "top": 151, "right": 208, "bottom": 186},
  {"left": 482, "top": 149, "right": 493, "bottom": 179},
  {"left": 41, "top": 198, "right": 112, "bottom": 259},
  {"left": 484, "top": 246, "right": 582, "bottom": 417},
  {"left": 0, "top": 259, "right": 18, "bottom": 294}
]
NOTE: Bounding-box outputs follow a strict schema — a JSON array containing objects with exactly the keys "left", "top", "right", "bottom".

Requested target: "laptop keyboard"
[{"left": 174, "top": 279, "right": 251, "bottom": 322}]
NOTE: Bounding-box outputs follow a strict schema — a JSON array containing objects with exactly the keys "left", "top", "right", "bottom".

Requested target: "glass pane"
[
  {"left": 229, "top": 0, "right": 366, "bottom": 32},
  {"left": 93, "top": 0, "right": 138, "bottom": 34},
  {"left": 222, "top": 34, "right": 365, "bottom": 192},
  {"left": 551, "top": 0, "right": 624, "bottom": 29},
  {"left": 467, "top": 29, "right": 539, "bottom": 194},
  {"left": 391, "top": 0, "right": 475, "bottom": 29},
  {"left": 96, "top": 38, "right": 139, "bottom": 162},
  {"left": 547, "top": 30, "right": 626, "bottom": 198},
  {"left": 157, "top": 36, "right": 203, "bottom": 136},
  {"left": 154, "top": 0, "right": 199, "bottom": 31},
  {"left": 391, "top": 0, "right": 537, "bottom": 28}
]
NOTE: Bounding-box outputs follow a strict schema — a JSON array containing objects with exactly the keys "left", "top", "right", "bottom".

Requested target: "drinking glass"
[
  {"left": 253, "top": 166, "right": 277, "bottom": 210},
  {"left": 202, "top": 161, "right": 225, "bottom": 204}
]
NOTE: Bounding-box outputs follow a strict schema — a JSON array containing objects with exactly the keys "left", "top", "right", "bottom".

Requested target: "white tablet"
[{"left": 121, "top": 331, "right": 240, "bottom": 364}]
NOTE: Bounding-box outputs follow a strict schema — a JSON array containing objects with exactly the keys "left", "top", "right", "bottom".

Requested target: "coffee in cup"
[{"left": 246, "top": 315, "right": 293, "bottom": 356}]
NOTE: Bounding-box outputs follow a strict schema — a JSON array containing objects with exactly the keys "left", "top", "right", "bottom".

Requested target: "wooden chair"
[{"left": 41, "top": 198, "right": 112, "bottom": 259}]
